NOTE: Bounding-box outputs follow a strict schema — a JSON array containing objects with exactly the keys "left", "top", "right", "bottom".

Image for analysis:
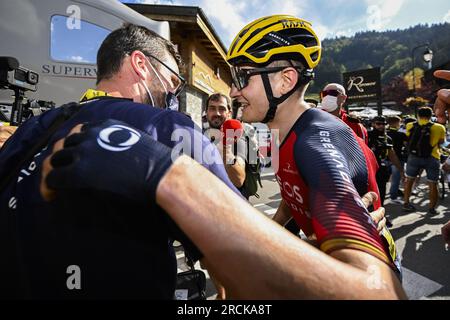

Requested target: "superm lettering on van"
[{"left": 42, "top": 64, "right": 97, "bottom": 79}]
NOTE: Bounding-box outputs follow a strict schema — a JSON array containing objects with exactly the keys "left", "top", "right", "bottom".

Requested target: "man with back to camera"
[
  {"left": 403, "top": 106, "right": 446, "bottom": 215},
  {"left": 0, "top": 24, "right": 238, "bottom": 299}
]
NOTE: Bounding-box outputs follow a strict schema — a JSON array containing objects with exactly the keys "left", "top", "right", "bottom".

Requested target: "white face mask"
[
  {"left": 141, "top": 56, "right": 180, "bottom": 111},
  {"left": 141, "top": 77, "right": 155, "bottom": 107},
  {"left": 318, "top": 95, "right": 339, "bottom": 112}
]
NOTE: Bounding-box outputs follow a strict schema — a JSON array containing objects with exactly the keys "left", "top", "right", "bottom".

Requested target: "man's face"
[
  {"left": 373, "top": 121, "right": 386, "bottom": 133},
  {"left": 322, "top": 84, "right": 347, "bottom": 108},
  {"left": 206, "top": 96, "right": 230, "bottom": 129},
  {"left": 143, "top": 54, "right": 183, "bottom": 108},
  {"left": 229, "top": 67, "right": 270, "bottom": 123}
]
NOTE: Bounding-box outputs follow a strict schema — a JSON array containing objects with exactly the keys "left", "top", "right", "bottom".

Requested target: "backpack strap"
[{"left": 0, "top": 102, "right": 82, "bottom": 193}]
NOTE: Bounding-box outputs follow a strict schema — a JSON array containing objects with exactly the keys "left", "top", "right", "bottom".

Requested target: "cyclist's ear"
[{"left": 280, "top": 67, "right": 299, "bottom": 94}]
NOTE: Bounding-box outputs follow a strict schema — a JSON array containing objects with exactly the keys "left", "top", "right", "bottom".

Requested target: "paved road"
[
  {"left": 251, "top": 169, "right": 450, "bottom": 300},
  {"left": 177, "top": 168, "right": 450, "bottom": 300}
]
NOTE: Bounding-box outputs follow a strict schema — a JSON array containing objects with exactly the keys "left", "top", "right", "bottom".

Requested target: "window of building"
[{"left": 50, "top": 15, "right": 110, "bottom": 64}]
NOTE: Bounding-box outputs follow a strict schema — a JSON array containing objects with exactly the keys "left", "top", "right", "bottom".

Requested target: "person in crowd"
[
  {"left": 204, "top": 93, "right": 246, "bottom": 192},
  {"left": 386, "top": 116, "right": 408, "bottom": 204},
  {"left": 403, "top": 107, "right": 446, "bottom": 215},
  {"left": 318, "top": 83, "right": 368, "bottom": 144},
  {"left": 368, "top": 116, "right": 404, "bottom": 206}
]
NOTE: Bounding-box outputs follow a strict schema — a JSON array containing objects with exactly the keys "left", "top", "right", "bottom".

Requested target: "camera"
[
  {"left": 375, "top": 135, "right": 393, "bottom": 151},
  {"left": 0, "top": 57, "right": 38, "bottom": 93},
  {"left": 0, "top": 56, "right": 53, "bottom": 126}
]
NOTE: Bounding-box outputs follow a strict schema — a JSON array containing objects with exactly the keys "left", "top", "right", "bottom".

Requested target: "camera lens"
[{"left": 27, "top": 71, "right": 39, "bottom": 85}]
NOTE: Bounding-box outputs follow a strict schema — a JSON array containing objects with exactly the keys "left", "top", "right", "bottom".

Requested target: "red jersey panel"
[{"left": 275, "top": 109, "right": 396, "bottom": 269}]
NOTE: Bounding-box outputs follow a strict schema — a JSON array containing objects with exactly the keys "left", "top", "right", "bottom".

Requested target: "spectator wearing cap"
[
  {"left": 368, "top": 116, "right": 405, "bottom": 207},
  {"left": 387, "top": 116, "right": 408, "bottom": 204},
  {"left": 318, "top": 83, "right": 368, "bottom": 144}
]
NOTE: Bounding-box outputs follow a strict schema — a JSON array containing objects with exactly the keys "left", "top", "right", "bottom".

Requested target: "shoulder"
[
  {"left": 406, "top": 122, "right": 415, "bottom": 130},
  {"left": 431, "top": 122, "right": 446, "bottom": 131}
]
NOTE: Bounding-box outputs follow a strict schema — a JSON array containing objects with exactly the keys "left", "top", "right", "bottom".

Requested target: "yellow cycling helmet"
[
  {"left": 227, "top": 15, "right": 321, "bottom": 123},
  {"left": 227, "top": 15, "right": 321, "bottom": 69}
]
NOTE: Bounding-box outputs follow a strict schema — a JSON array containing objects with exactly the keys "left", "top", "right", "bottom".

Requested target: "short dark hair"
[
  {"left": 387, "top": 116, "right": 401, "bottom": 126},
  {"left": 96, "top": 24, "right": 182, "bottom": 84},
  {"left": 418, "top": 107, "right": 433, "bottom": 119},
  {"left": 206, "top": 93, "right": 231, "bottom": 111}
]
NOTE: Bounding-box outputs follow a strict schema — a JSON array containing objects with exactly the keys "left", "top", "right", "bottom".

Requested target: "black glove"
[{"left": 46, "top": 119, "right": 174, "bottom": 206}]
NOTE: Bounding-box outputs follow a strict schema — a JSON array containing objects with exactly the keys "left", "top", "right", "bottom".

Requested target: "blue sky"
[{"left": 123, "top": 0, "right": 450, "bottom": 47}]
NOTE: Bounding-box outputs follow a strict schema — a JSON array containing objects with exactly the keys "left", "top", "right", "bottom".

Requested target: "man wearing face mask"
[
  {"left": 318, "top": 83, "right": 368, "bottom": 144},
  {"left": 0, "top": 24, "right": 239, "bottom": 299}
]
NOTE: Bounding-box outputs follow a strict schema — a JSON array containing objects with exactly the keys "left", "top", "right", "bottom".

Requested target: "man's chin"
[
  {"left": 209, "top": 120, "right": 224, "bottom": 129},
  {"left": 241, "top": 114, "right": 260, "bottom": 124}
]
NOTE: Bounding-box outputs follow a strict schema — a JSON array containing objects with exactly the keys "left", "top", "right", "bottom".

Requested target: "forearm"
[
  {"left": 272, "top": 200, "right": 292, "bottom": 226},
  {"left": 224, "top": 157, "right": 246, "bottom": 188},
  {"left": 157, "top": 156, "right": 405, "bottom": 299}
]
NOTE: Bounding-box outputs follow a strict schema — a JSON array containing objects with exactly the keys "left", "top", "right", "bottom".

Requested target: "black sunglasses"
[
  {"left": 143, "top": 52, "right": 186, "bottom": 97},
  {"left": 320, "top": 89, "right": 341, "bottom": 99},
  {"left": 231, "top": 66, "right": 288, "bottom": 91}
]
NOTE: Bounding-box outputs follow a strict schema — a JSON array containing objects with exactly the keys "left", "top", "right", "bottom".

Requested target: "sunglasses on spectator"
[{"left": 320, "top": 89, "right": 342, "bottom": 99}]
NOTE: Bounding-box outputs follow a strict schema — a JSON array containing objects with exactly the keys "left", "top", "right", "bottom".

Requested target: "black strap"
[
  {"left": 0, "top": 102, "right": 82, "bottom": 193},
  {"left": 184, "top": 250, "right": 206, "bottom": 300},
  {"left": 260, "top": 69, "right": 314, "bottom": 123}
]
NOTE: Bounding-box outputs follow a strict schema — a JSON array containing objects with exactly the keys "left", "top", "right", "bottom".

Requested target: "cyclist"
[{"left": 227, "top": 15, "right": 402, "bottom": 279}]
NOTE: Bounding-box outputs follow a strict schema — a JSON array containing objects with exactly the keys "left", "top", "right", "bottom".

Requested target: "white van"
[{"left": 0, "top": 0, "right": 169, "bottom": 110}]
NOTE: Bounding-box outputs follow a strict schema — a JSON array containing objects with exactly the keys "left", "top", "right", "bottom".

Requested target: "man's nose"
[{"left": 230, "top": 84, "right": 240, "bottom": 98}]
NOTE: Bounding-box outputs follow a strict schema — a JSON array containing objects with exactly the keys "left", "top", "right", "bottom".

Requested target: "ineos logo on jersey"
[{"left": 97, "top": 125, "right": 141, "bottom": 152}]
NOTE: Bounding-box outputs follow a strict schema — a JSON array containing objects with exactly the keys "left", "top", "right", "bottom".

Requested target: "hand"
[
  {"left": 442, "top": 220, "right": 450, "bottom": 246},
  {"left": 0, "top": 125, "right": 17, "bottom": 148},
  {"left": 361, "top": 192, "right": 386, "bottom": 232},
  {"left": 40, "top": 119, "right": 174, "bottom": 206},
  {"left": 433, "top": 70, "right": 450, "bottom": 124}
]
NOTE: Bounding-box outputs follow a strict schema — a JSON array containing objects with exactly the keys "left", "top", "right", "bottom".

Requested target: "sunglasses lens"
[
  {"left": 321, "top": 90, "right": 340, "bottom": 98},
  {"left": 231, "top": 68, "right": 249, "bottom": 90}
]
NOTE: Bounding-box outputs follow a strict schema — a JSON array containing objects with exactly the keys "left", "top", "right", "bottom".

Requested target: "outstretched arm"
[
  {"left": 433, "top": 70, "right": 450, "bottom": 124},
  {"left": 157, "top": 156, "right": 406, "bottom": 299},
  {"left": 41, "top": 121, "right": 406, "bottom": 299}
]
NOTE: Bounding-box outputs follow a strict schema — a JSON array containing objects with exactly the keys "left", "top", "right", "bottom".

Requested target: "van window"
[{"left": 50, "top": 15, "right": 110, "bottom": 64}]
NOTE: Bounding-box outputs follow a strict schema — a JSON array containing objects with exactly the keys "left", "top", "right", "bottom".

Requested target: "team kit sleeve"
[
  {"left": 148, "top": 112, "right": 242, "bottom": 261},
  {"left": 294, "top": 127, "right": 392, "bottom": 265},
  {"left": 150, "top": 111, "right": 241, "bottom": 195}
]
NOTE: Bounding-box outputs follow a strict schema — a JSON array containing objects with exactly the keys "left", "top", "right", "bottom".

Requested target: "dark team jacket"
[
  {"left": 368, "top": 129, "right": 394, "bottom": 165},
  {"left": 0, "top": 97, "right": 238, "bottom": 299},
  {"left": 274, "top": 109, "right": 400, "bottom": 273}
]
